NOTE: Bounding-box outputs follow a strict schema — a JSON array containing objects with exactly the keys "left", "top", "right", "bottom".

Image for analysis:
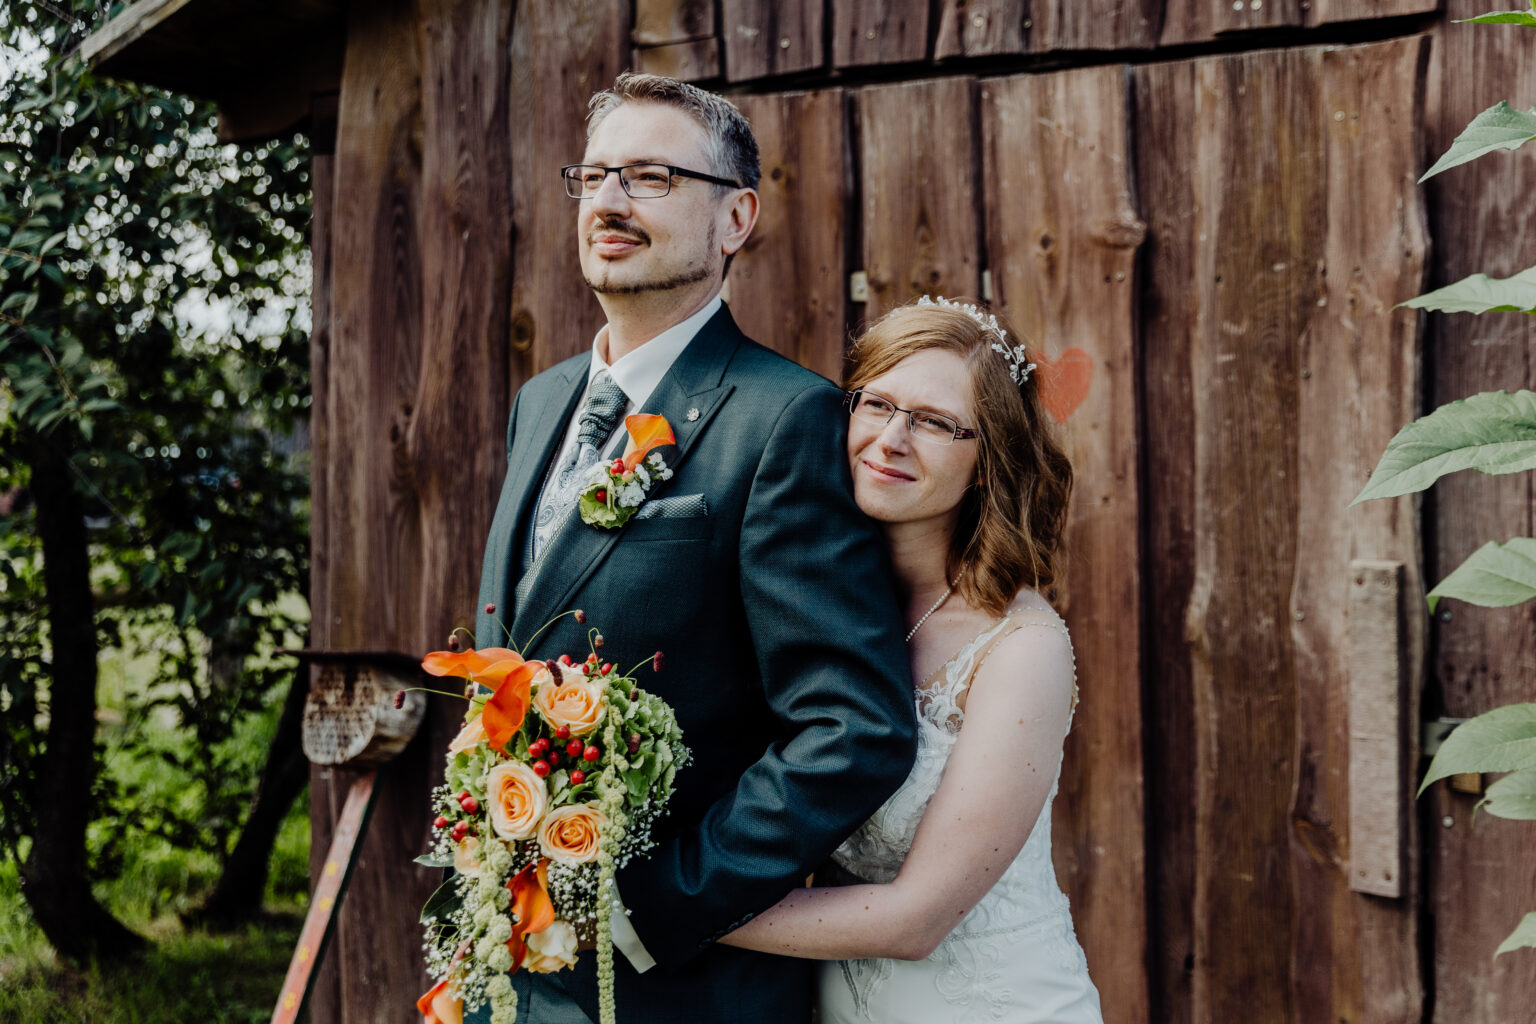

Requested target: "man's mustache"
[{"left": 587, "top": 217, "right": 651, "bottom": 246}]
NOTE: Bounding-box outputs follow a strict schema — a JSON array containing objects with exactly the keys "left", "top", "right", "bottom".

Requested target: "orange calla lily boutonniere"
[{"left": 577, "top": 414, "right": 675, "bottom": 530}]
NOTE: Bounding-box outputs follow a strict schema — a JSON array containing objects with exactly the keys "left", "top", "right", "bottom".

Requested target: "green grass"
[{"left": 0, "top": 594, "right": 315, "bottom": 1022}]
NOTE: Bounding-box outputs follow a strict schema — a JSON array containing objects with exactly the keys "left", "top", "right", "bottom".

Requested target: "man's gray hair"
[{"left": 587, "top": 72, "right": 760, "bottom": 192}]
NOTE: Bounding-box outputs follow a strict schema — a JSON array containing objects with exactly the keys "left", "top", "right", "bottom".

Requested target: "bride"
[{"left": 720, "top": 296, "right": 1102, "bottom": 1023}]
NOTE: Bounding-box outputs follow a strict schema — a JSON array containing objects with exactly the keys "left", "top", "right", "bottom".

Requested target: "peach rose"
[
  {"left": 533, "top": 673, "right": 605, "bottom": 738},
  {"left": 447, "top": 714, "right": 486, "bottom": 755},
  {"left": 521, "top": 919, "right": 579, "bottom": 973},
  {"left": 452, "top": 835, "right": 482, "bottom": 877},
  {"left": 485, "top": 761, "right": 547, "bottom": 841},
  {"left": 537, "top": 802, "right": 607, "bottom": 866}
]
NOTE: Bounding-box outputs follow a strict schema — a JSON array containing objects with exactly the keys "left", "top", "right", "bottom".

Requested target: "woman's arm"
[{"left": 717, "top": 621, "right": 1077, "bottom": 962}]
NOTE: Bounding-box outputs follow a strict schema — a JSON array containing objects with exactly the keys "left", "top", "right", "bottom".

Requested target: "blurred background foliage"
[{"left": 0, "top": 0, "right": 312, "bottom": 1009}]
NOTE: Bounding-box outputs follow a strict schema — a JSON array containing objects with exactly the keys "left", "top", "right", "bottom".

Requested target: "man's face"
[{"left": 577, "top": 102, "right": 728, "bottom": 296}]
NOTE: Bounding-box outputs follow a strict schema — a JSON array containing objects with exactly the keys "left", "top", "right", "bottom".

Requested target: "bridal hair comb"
[{"left": 915, "top": 295, "right": 1037, "bottom": 385}]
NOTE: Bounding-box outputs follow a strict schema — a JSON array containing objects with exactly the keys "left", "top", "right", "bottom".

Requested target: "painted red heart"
[{"left": 1033, "top": 347, "right": 1093, "bottom": 424}]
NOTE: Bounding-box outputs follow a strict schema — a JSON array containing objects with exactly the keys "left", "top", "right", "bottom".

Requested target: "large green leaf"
[
  {"left": 1479, "top": 768, "right": 1536, "bottom": 820},
  {"left": 1496, "top": 912, "right": 1536, "bottom": 958},
  {"left": 1428, "top": 538, "right": 1536, "bottom": 611},
  {"left": 1420, "top": 101, "right": 1536, "bottom": 182},
  {"left": 1352, "top": 390, "right": 1536, "bottom": 502},
  {"left": 1401, "top": 264, "right": 1536, "bottom": 315},
  {"left": 1458, "top": 8, "right": 1536, "bottom": 26},
  {"left": 1421, "top": 704, "right": 1536, "bottom": 795}
]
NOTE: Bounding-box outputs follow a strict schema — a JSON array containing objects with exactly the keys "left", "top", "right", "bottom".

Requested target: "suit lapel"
[
  {"left": 482, "top": 358, "right": 585, "bottom": 623},
  {"left": 510, "top": 307, "right": 744, "bottom": 647}
]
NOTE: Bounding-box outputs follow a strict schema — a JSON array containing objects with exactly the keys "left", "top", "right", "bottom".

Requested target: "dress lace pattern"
[{"left": 822, "top": 609, "right": 1100, "bottom": 1024}]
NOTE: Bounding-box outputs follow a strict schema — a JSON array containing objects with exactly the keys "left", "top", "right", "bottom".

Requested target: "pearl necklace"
[{"left": 905, "top": 584, "right": 954, "bottom": 643}]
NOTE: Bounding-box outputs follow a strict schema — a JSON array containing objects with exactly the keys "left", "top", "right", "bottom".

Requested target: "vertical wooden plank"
[
  {"left": 980, "top": 66, "right": 1150, "bottom": 1024},
  {"left": 1306, "top": 0, "right": 1440, "bottom": 26},
  {"left": 633, "top": 37, "right": 721, "bottom": 80},
  {"left": 833, "top": 0, "right": 930, "bottom": 68},
  {"left": 1131, "top": 56, "right": 1201, "bottom": 1024},
  {"left": 1347, "top": 561, "right": 1407, "bottom": 900},
  {"left": 1291, "top": 35, "right": 1427, "bottom": 1024},
  {"left": 509, "top": 0, "right": 630, "bottom": 377},
  {"left": 934, "top": 0, "right": 1025, "bottom": 59},
  {"left": 1139, "top": 45, "right": 1330, "bottom": 1023},
  {"left": 633, "top": 0, "right": 714, "bottom": 45},
  {"left": 731, "top": 90, "right": 848, "bottom": 381},
  {"left": 1185, "top": 48, "right": 1320, "bottom": 1024},
  {"left": 856, "top": 77, "right": 980, "bottom": 320},
  {"left": 721, "top": 0, "right": 823, "bottom": 81},
  {"left": 1159, "top": 0, "right": 1302, "bottom": 45},
  {"left": 318, "top": 0, "right": 423, "bottom": 1019},
  {"left": 1425, "top": 6, "right": 1536, "bottom": 1022},
  {"left": 1024, "top": 1, "right": 1160, "bottom": 52},
  {"left": 306, "top": 108, "right": 341, "bottom": 1024}
]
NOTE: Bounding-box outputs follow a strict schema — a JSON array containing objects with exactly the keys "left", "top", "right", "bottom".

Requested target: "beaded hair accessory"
[{"left": 915, "top": 295, "right": 1037, "bottom": 385}]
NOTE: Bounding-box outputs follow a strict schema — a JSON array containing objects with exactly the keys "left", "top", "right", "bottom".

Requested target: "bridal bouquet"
[{"left": 413, "top": 617, "right": 688, "bottom": 1024}]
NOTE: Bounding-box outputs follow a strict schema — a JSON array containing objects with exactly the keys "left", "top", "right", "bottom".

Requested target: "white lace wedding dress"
[{"left": 817, "top": 609, "right": 1103, "bottom": 1024}]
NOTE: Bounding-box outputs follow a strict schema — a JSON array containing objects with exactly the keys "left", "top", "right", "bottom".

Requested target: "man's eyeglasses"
[
  {"left": 845, "top": 390, "right": 979, "bottom": 446},
  {"left": 562, "top": 163, "right": 741, "bottom": 199}
]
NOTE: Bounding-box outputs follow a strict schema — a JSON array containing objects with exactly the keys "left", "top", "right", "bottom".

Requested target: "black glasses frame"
[
  {"left": 561, "top": 163, "right": 742, "bottom": 198},
  {"left": 844, "top": 389, "right": 979, "bottom": 444}
]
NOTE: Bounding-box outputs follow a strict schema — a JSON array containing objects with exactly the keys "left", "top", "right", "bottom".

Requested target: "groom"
[{"left": 469, "top": 74, "right": 916, "bottom": 1023}]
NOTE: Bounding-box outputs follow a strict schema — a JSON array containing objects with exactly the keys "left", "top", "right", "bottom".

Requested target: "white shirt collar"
[{"left": 587, "top": 293, "right": 722, "bottom": 410}]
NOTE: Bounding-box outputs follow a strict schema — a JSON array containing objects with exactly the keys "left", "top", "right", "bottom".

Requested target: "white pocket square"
[{"left": 635, "top": 494, "right": 708, "bottom": 520}]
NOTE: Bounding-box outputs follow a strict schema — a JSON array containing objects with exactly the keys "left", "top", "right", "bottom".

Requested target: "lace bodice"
[{"left": 827, "top": 608, "right": 1090, "bottom": 1018}]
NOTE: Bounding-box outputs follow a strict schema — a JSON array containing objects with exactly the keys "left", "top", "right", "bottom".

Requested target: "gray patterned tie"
[{"left": 529, "top": 371, "right": 628, "bottom": 561}]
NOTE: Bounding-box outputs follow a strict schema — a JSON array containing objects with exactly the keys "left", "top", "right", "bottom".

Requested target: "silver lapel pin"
[{"left": 686, "top": 407, "right": 699, "bottom": 422}]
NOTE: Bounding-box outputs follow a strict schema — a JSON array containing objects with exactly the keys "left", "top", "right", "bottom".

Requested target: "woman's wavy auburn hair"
[{"left": 844, "top": 299, "right": 1074, "bottom": 616}]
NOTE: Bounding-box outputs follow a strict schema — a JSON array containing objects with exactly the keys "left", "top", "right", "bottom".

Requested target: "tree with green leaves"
[
  {"left": 1353, "top": 1, "right": 1536, "bottom": 962},
  {"left": 1, "top": 0, "right": 310, "bottom": 959}
]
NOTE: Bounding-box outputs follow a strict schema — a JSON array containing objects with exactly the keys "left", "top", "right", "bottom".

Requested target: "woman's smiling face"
[{"left": 847, "top": 348, "right": 981, "bottom": 530}]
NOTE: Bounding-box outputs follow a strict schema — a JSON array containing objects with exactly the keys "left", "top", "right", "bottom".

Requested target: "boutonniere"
[{"left": 578, "top": 414, "right": 676, "bottom": 530}]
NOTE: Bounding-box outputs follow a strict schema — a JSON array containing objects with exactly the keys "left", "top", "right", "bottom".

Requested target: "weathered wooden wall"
[
  {"left": 293, "top": 0, "right": 1536, "bottom": 1021},
  {"left": 1423, "top": 3, "right": 1536, "bottom": 1021},
  {"left": 308, "top": 0, "right": 514, "bottom": 1017}
]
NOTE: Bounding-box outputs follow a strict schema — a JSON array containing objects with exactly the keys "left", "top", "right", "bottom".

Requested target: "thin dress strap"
[{"left": 962, "top": 607, "right": 1079, "bottom": 722}]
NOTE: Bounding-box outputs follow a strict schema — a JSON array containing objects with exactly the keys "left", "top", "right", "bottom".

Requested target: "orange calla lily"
[
  {"left": 416, "top": 979, "right": 463, "bottom": 1024},
  {"left": 619, "top": 414, "right": 676, "bottom": 472},
  {"left": 481, "top": 660, "right": 538, "bottom": 753},
  {"left": 505, "top": 858, "right": 556, "bottom": 970},
  {"left": 422, "top": 647, "right": 522, "bottom": 680}
]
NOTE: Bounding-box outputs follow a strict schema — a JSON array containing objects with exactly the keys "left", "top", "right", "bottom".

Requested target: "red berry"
[
  {"left": 566, "top": 739, "right": 584, "bottom": 757},
  {"left": 532, "top": 760, "right": 551, "bottom": 778},
  {"left": 485, "top": 603, "right": 496, "bottom": 614},
  {"left": 600, "top": 662, "right": 612, "bottom": 675},
  {"left": 459, "top": 796, "right": 479, "bottom": 815},
  {"left": 434, "top": 815, "right": 450, "bottom": 830},
  {"left": 587, "top": 652, "right": 599, "bottom": 664},
  {"left": 458, "top": 791, "right": 471, "bottom": 801},
  {"left": 558, "top": 654, "right": 573, "bottom": 666},
  {"left": 612, "top": 458, "right": 624, "bottom": 471},
  {"left": 547, "top": 750, "right": 561, "bottom": 766},
  {"left": 555, "top": 725, "right": 571, "bottom": 740},
  {"left": 595, "top": 488, "right": 608, "bottom": 503},
  {"left": 583, "top": 744, "right": 601, "bottom": 762},
  {"left": 569, "top": 769, "right": 587, "bottom": 785},
  {"left": 528, "top": 738, "right": 549, "bottom": 757}
]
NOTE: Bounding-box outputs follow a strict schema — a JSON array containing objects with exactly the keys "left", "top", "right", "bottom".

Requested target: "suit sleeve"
[{"left": 614, "top": 383, "right": 919, "bottom": 968}]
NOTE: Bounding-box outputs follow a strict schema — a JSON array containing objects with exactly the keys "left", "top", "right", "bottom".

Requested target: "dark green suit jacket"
[{"left": 472, "top": 305, "right": 917, "bottom": 1023}]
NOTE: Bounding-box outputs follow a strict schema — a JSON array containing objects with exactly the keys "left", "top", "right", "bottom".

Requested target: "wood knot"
[
  {"left": 512, "top": 310, "right": 535, "bottom": 352},
  {"left": 1091, "top": 216, "right": 1148, "bottom": 249}
]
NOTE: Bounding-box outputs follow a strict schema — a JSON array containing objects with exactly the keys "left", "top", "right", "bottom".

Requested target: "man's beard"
[{"left": 583, "top": 219, "right": 717, "bottom": 295}]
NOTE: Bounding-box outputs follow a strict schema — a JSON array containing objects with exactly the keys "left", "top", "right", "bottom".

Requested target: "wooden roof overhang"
[{"left": 80, "top": 0, "right": 344, "bottom": 144}]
